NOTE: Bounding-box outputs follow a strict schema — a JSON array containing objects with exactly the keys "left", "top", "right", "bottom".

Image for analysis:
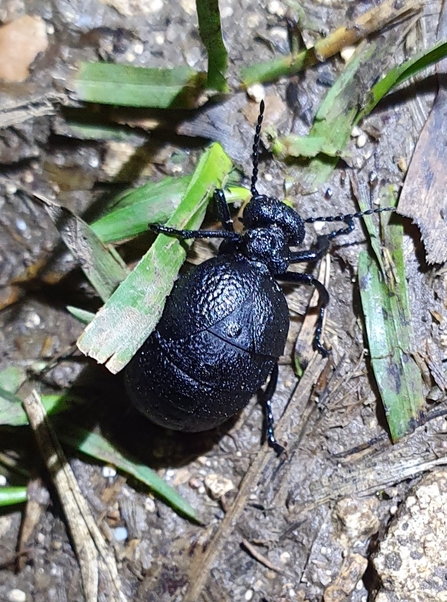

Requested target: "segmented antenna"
[
  {"left": 251, "top": 100, "right": 265, "bottom": 197},
  {"left": 305, "top": 206, "right": 395, "bottom": 224}
]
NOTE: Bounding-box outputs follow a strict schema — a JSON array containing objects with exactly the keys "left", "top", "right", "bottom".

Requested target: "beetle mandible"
[{"left": 125, "top": 101, "right": 394, "bottom": 454}]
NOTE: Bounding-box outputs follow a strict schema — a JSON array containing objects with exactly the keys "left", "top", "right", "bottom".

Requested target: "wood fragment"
[{"left": 22, "top": 390, "right": 127, "bottom": 602}]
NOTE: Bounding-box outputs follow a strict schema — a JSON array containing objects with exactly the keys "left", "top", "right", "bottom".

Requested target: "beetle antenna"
[
  {"left": 305, "top": 206, "right": 396, "bottom": 224},
  {"left": 251, "top": 100, "right": 265, "bottom": 197}
]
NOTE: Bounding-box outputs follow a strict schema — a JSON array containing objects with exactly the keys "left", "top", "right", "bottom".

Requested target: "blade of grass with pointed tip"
[
  {"left": 66, "top": 306, "right": 95, "bottom": 324},
  {"left": 357, "top": 40, "right": 447, "bottom": 122},
  {"left": 90, "top": 175, "right": 192, "bottom": 243},
  {"left": 56, "top": 420, "right": 199, "bottom": 522},
  {"left": 358, "top": 189, "right": 425, "bottom": 441},
  {"left": 77, "top": 143, "right": 233, "bottom": 374},
  {"left": 75, "top": 63, "right": 207, "bottom": 109},
  {"left": 196, "top": 0, "right": 228, "bottom": 91},
  {"left": 31, "top": 192, "right": 128, "bottom": 302},
  {"left": 0, "top": 487, "right": 27, "bottom": 506}
]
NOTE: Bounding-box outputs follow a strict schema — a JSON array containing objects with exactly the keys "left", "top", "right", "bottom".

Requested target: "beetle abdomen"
[
  {"left": 126, "top": 328, "right": 277, "bottom": 431},
  {"left": 125, "top": 254, "right": 289, "bottom": 433}
]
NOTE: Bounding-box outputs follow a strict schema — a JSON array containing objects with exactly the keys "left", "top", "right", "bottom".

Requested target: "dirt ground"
[{"left": 1, "top": 1, "right": 447, "bottom": 601}]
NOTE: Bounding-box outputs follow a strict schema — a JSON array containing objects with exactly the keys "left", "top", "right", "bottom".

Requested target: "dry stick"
[
  {"left": 183, "top": 351, "right": 328, "bottom": 602},
  {"left": 22, "top": 390, "right": 127, "bottom": 602}
]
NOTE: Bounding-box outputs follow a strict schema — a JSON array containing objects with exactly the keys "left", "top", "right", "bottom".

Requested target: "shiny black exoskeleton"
[{"left": 126, "top": 101, "right": 394, "bottom": 454}]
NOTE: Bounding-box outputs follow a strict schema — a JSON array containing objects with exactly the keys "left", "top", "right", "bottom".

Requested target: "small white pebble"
[
  {"left": 88, "top": 155, "right": 100, "bottom": 168},
  {"left": 288, "top": 589, "right": 296, "bottom": 598},
  {"left": 5, "top": 181, "right": 17, "bottom": 195},
  {"left": 112, "top": 527, "right": 128, "bottom": 542},
  {"left": 267, "top": 0, "right": 285, "bottom": 17},
  {"left": 25, "top": 312, "right": 41, "bottom": 328},
  {"left": 280, "top": 551, "right": 291, "bottom": 563},
  {"left": 0, "top": 475, "right": 7, "bottom": 486},
  {"left": 220, "top": 5, "right": 233, "bottom": 18},
  {"left": 356, "top": 133, "right": 367, "bottom": 148},
  {"left": 102, "top": 466, "right": 117, "bottom": 478},
  {"left": 8, "top": 589, "right": 27, "bottom": 602},
  {"left": 389, "top": 504, "right": 398, "bottom": 515},
  {"left": 244, "top": 589, "right": 254, "bottom": 601},
  {"left": 264, "top": 173, "right": 273, "bottom": 182},
  {"left": 155, "top": 33, "right": 165, "bottom": 45},
  {"left": 340, "top": 45, "right": 356, "bottom": 62},
  {"left": 246, "top": 83, "right": 265, "bottom": 103},
  {"left": 46, "top": 23, "right": 55, "bottom": 35},
  {"left": 144, "top": 497, "right": 156, "bottom": 513},
  {"left": 351, "top": 125, "right": 362, "bottom": 137},
  {"left": 23, "top": 171, "right": 34, "bottom": 184},
  {"left": 124, "top": 52, "right": 136, "bottom": 63},
  {"left": 134, "top": 42, "right": 144, "bottom": 55},
  {"left": 356, "top": 579, "right": 364, "bottom": 590},
  {"left": 16, "top": 218, "right": 27, "bottom": 232},
  {"left": 149, "top": 0, "right": 163, "bottom": 11}
]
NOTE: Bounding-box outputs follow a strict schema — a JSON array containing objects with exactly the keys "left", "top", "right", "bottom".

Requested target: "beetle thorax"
[{"left": 240, "top": 226, "right": 289, "bottom": 273}]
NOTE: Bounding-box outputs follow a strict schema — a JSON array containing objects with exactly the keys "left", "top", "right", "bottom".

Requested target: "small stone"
[
  {"left": 204, "top": 473, "right": 234, "bottom": 499},
  {"left": 340, "top": 45, "right": 356, "bottom": 62},
  {"left": 102, "top": 466, "right": 117, "bottom": 478},
  {"left": 247, "top": 83, "right": 265, "bottom": 103},
  {"left": 8, "top": 589, "right": 27, "bottom": 602},
  {"left": 112, "top": 527, "right": 128, "bottom": 542}
]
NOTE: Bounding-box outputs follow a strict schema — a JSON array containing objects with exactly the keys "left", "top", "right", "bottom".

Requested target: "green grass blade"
[
  {"left": 272, "top": 40, "right": 374, "bottom": 190},
  {"left": 66, "top": 306, "right": 96, "bottom": 324},
  {"left": 0, "top": 386, "right": 84, "bottom": 427},
  {"left": 75, "top": 63, "right": 207, "bottom": 109},
  {"left": 90, "top": 176, "right": 192, "bottom": 243},
  {"left": 271, "top": 39, "right": 447, "bottom": 191},
  {"left": 357, "top": 40, "right": 447, "bottom": 122},
  {"left": 358, "top": 192, "right": 425, "bottom": 441},
  {"left": 0, "top": 387, "right": 198, "bottom": 520},
  {"left": 56, "top": 420, "right": 199, "bottom": 522},
  {"left": 0, "top": 487, "right": 27, "bottom": 506},
  {"left": 77, "top": 143, "right": 233, "bottom": 373},
  {"left": 196, "top": 0, "right": 228, "bottom": 91},
  {"left": 34, "top": 194, "right": 128, "bottom": 302}
]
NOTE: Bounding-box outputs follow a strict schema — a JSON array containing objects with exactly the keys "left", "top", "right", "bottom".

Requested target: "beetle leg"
[
  {"left": 276, "top": 271, "right": 330, "bottom": 357},
  {"left": 150, "top": 224, "right": 239, "bottom": 241},
  {"left": 261, "top": 362, "right": 285, "bottom": 455},
  {"left": 289, "top": 217, "right": 355, "bottom": 264},
  {"left": 214, "top": 189, "right": 234, "bottom": 232}
]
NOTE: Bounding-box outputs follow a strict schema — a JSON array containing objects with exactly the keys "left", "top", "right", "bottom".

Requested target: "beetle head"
[{"left": 242, "top": 194, "right": 306, "bottom": 246}]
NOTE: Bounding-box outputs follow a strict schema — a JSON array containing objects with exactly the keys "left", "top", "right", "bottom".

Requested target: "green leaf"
[
  {"left": 75, "top": 63, "right": 207, "bottom": 109},
  {"left": 196, "top": 0, "right": 229, "bottom": 91},
  {"left": 358, "top": 190, "right": 425, "bottom": 441},
  {"left": 90, "top": 176, "right": 192, "bottom": 243},
  {"left": 77, "top": 143, "right": 233, "bottom": 373},
  {"left": 0, "top": 487, "right": 27, "bottom": 506}
]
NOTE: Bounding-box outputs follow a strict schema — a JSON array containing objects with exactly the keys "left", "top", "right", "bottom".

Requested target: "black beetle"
[{"left": 125, "top": 101, "right": 394, "bottom": 454}]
